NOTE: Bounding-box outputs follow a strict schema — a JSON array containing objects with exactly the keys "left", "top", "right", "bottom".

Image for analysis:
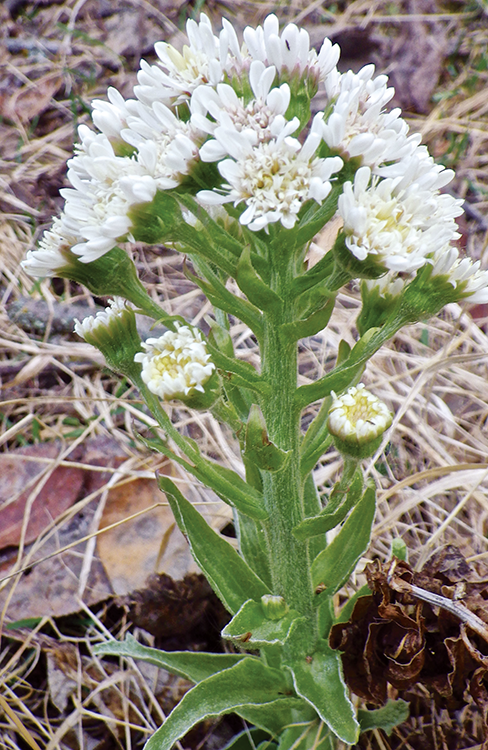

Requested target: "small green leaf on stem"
[
  {"left": 311, "top": 483, "right": 376, "bottom": 595},
  {"left": 222, "top": 599, "right": 300, "bottom": 648}
]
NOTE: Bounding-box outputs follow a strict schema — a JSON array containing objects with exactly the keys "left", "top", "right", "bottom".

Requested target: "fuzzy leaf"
[
  {"left": 93, "top": 634, "right": 248, "bottom": 683},
  {"left": 144, "top": 658, "right": 299, "bottom": 750},
  {"left": 244, "top": 404, "right": 291, "bottom": 472},
  {"left": 311, "top": 484, "right": 376, "bottom": 595},
  {"left": 184, "top": 261, "right": 263, "bottom": 338},
  {"left": 222, "top": 599, "right": 300, "bottom": 649},
  {"left": 143, "top": 431, "right": 268, "bottom": 521},
  {"left": 236, "top": 246, "right": 282, "bottom": 311},
  {"left": 159, "top": 476, "right": 270, "bottom": 614},
  {"left": 283, "top": 623, "right": 359, "bottom": 745},
  {"left": 280, "top": 297, "right": 335, "bottom": 341},
  {"left": 294, "top": 471, "right": 363, "bottom": 541},
  {"left": 235, "top": 511, "right": 272, "bottom": 587},
  {"left": 206, "top": 342, "right": 270, "bottom": 395},
  {"left": 358, "top": 699, "right": 410, "bottom": 736}
]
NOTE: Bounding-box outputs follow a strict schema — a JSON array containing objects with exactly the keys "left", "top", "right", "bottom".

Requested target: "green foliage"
[
  {"left": 358, "top": 699, "right": 410, "bottom": 736},
  {"left": 93, "top": 634, "right": 249, "bottom": 683},
  {"left": 144, "top": 658, "right": 304, "bottom": 750},
  {"left": 311, "top": 484, "right": 376, "bottom": 595},
  {"left": 159, "top": 476, "right": 270, "bottom": 614},
  {"left": 283, "top": 624, "right": 360, "bottom": 745},
  {"left": 222, "top": 599, "right": 300, "bottom": 648}
]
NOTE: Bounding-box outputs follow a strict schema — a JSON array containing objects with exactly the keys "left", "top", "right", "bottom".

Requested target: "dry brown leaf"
[
  {"left": 98, "top": 468, "right": 201, "bottom": 595},
  {"left": 0, "top": 443, "right": 84, "bottom": 549}
]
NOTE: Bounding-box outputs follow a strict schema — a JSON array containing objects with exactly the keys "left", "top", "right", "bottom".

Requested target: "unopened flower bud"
[
  {"left": 328, "top": 383, "right": 392, "bottom": 459},
  {"left": 74, "top": 298, "right": 141, "bottom": 379},
  {"left": 261, "top": 594, "right": 289, "bottom": 621},
  {"left": 134, "top": 325, "right": 218, "bottom": 408}
]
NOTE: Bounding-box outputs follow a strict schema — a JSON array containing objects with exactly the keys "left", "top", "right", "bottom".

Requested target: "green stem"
[{"left": 259, "top": 254, "right": 316, "bottom": 626}]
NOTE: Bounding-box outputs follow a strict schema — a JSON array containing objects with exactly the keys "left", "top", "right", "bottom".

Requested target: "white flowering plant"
[{"left": 22, "top": 12, "right": 488, "bottom": 750}]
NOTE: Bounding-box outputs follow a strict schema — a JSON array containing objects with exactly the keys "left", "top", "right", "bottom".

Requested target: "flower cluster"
[{"left": 21, "top": 12, "right": 488, "bottom": 305}]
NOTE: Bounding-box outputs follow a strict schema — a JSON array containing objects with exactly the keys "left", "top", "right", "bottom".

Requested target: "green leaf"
[
  {"left": 190, "top": 460, "right": 268, "bottom": 521},
  {"left": 300, "top": 398, "right": 333, "bottom": 480},
  {"left": 141, "top": 429, "right": 268, "bottom": 522},
  {"left": 93, "top": 634, "right": 249, "bottom": 683},
  {"left": 235, "top": 699, "right": 312, "bottom": 739},
  {"left": 222, "top": 600, "right": 300, "bottom": 649},
  {"left": 206, "top": 342, "right": 270, "bottom": 395},
  {"left": 159, "top": 476, "right": 270, "bottom": 614},
  {"left": 291, "top": 251, "right": 335, "bottom": 298},
  {"left": 280, "top": 297, "right": 335, "bottom": 341},
  {"left": 236, "top": 246, "right": 282, "bottom": 312},
  {"left": 144, "top": 658, "right": 299, "bottom": 750},
  {"left": 235, "top": 511, "right": 272, "bottom": 587},
  {"left": 243, "top": 404, "right": 291, "bottom": 472},
  {"left": 358, "top": 699, "right": 410, "bottom": 736},
  {"left": 130, "top": 190, "right": 237, "bottom": 276},
  {"left": 283, "top": 624, "right": 359, "bottom": 745},
  {"left": 311, "top": 484, "right": 376, "bottom": 595},
  {"left": 184, "top": 261, "right": 263, "bottom": 339},
  {"left": 294, "top": 471, "right": 363, "bottom": 541}
]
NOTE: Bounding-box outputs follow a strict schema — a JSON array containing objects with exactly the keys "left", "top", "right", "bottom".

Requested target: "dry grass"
[{"left": 1, "top": 0, "right": 488, "bottom": 747}]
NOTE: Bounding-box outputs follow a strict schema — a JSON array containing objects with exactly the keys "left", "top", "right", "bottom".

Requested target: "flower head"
[
  {"left": 192, "top": 60, "right": 293, "bottom": 160},
  {"left": 338, "top": 166, "right": 463, "bottom": 274},
  {"left": 323, "top": 65, "right": 420, "bottom": 169},
  {"left": 135, "top": 14, "right": 221, "bottom": 106},
  {"left": 74, "top": 298, "right": 142, "bottom": 377},
  {"left": 198, "top": 115, "right": 343, "bottom": 231},
  {"left": 328, "top": 384, "right": 393, "bottom": 458},
  {"left": 134, "top": 325, "right": 216, "bottom": 401}
]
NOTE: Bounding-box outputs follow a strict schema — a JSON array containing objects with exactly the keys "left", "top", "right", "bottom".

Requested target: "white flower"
[
  {"left": 328, "top": 384, "right": 392, "bottom": 444},
  {"left": 242, "top": 14, "right": 339, "bottom": 81},
  {"left": 430, "top": 246, "right": 488, "bottom": 303},
  {"left": 192, "top": 60, "right": 294, "bottom": 160},
  {"left": 322, "top": 65, "right": 421, "bottom": 169},
  {"left": 60, "top": 126, "right": 158, "bottom": 263},
  {"left": 121, "top": 99, "right": 203, "bottom": 189},
  {"left": 377, "top": 145, "right": 456, "bottom": 191},
  {"left": 91, "top": 87, "right": 139, "bottom": 141},
  {"left": 338, "top": 166, "right": 462, "bottom": 273},
  {"left": 22, "top": 217, "right": 81, "bottom": 277},
  {"left": 74, "top": 297, "right": 129, "bottom": 340},
  {"left": 135, "top": 14, "right": 222, "bottom": 106},
  {"left": 134, "top": 325, "right": 215, "bottom": 400},
  {"left": 198, "top": 114, "right": 343, "bottom": 231}
]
